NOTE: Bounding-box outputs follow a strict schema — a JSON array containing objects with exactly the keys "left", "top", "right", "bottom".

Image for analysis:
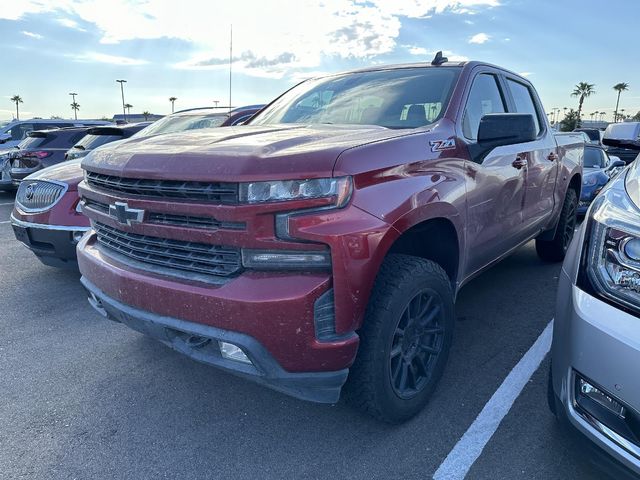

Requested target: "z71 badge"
[{"left": 429, "top": 138, "right": 456, "bottom": 152}]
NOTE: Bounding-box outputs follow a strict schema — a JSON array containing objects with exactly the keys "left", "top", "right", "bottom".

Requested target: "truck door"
[
  {"left": 461, "top": 72, "right": 529, "bottom": 276},
  {"left": 503, "top": 77, "right": 558, "bottom": 234}
]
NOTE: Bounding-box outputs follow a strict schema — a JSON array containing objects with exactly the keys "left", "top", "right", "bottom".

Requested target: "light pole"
[
  {"left": 116, "top": 79, "right": 127, "bottom": 122},
  {"left": 69, "top": 92, "right": 78, "bottom": 120},
  {"left": 213, "top": 100, "right": 219, "bottom": 108}
]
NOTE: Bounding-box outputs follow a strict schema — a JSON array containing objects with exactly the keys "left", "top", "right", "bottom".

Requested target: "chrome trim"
[
  {"left": 15, "top": 179, "right": 69, "bottom": 214},
  {"left": 570, "top": 371, "right": 640, "bottom": 461},
  {"left": 10, "top": 213, "right": 90, "bottom": 232}
]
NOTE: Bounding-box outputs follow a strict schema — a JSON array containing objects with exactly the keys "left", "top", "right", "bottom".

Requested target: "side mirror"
[
  {"left": 610, "top": 159, "right": 626, "bottom": 168},
  {"left": 0, "top": 133, "right": 10, "bottom": 143},
  {"left": 471, "top": 113, "right": 537, "bottom": 162}
]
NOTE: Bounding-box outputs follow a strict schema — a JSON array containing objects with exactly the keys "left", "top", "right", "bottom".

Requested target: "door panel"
[
  {"left": 505, "top": 78, "right": 558, "bottom": 232},
  {"left": 464, "top": 144, "right": 527, "bottom": 275}
]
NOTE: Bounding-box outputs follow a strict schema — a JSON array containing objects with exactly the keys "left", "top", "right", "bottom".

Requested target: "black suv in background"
[
  {"left": 9, "top": 127, "right": 92, "bottom": 185},
  {"left": 65, "top": 123, "right": 152, "bottom": 160}
]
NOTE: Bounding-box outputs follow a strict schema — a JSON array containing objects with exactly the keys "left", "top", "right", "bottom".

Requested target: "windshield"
[
  {"left": 74, "top": 134, "right": 122, "bottom": 150},
  {"left": 132, "top": 113, "right": 228, "bottom": 138},
  {"left": 250, "top": 67, "right": 460, "bottom": 129},
  {"left": 584, "top": 148, "right": 605, "bottom": 168}
]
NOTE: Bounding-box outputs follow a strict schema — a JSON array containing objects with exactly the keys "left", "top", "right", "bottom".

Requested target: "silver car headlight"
[
  {"left": 581, "top": 172, "right": 640, "bottom": 312},
  {"left": 239, "top": 177, "right": 352, "bottom": 206}
]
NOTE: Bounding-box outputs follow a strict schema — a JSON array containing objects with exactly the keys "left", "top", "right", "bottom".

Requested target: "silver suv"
[{"left": 549, "top": 137, "right": 640, "bottom": 477}]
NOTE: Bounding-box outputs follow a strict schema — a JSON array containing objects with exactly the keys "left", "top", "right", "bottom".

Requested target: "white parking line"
[
  {"left": 433, "top": 320, "right": 553, "bottom": 480},
  {"left": 0, "top": 202, "right": 14, "bottom": 206},
  {"left": 0, "top": 220, "right": 10, "bottom": 225}
]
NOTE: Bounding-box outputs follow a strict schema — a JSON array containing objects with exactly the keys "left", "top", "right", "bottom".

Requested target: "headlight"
[
  {"left": 583, "top": 176, "right": 598, "bottom": 187},
  {"left": 582, "top": 174, "right": 640, "bottom": 312},
  {"left": 239, "top": 177, "right": 351, "bottom": 206},
  {"left": 241, "top": 249, "right": 331, "bottom": 269}
]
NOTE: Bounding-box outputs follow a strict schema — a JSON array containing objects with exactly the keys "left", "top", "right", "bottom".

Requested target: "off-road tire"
[
  {"left": 536, "top": 189, "right": 578, "bottom": 262},
  {"left": 344, "top": 254, "right": 454, "bottom": 423}
]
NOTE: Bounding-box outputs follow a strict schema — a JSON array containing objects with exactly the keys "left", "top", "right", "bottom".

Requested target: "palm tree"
[
  {"left": 613, "top": 82, "right": 629, "bottom": 123},
  {"left": 71, "top": 102, "right": 80, "bottom": 119},
  {"left": 169, "top": 96, "right": 177, "bottom": 113},
  {"left": 142, "top": 110, "right": 151, "bottom": 121},
  {"left": 124, "top": 103, "right": 133, "bottom": 116},
  {"left": 571, "top": 82, "right": 596, "bottom": 125},
  {"left": 10, "top": 95, "right": 23, "bottom": 120}
]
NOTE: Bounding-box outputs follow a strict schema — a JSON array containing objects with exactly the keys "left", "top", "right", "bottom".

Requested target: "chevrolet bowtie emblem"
[{"left": 109, "top": 201, "right": 144, "bottom": 226}]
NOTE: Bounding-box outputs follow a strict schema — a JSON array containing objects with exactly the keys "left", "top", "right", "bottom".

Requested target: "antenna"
[
  {"left": 431, "top": 51, "right": 448, "bottom": 66},
  {"left": 229, "top": 24, "right": 233, "bottom": 112}
]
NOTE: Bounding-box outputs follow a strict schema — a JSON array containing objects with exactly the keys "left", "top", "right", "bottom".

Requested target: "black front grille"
[
  {"left": 94, "top": 222, "right": 242, "bottom": 278},
  {"left": 149, "top": 212, "right": 245, "bottom": 230},
  {"left": 86, "top": 171, "right": 239, "bottom": 203},
  {"left": 83, "top": 199, "right": 245, "bottom": 231}
]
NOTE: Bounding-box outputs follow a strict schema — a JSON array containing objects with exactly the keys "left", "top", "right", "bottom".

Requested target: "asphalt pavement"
[{"left": 0, "top": 189, "right": 608, "bottom": 480}]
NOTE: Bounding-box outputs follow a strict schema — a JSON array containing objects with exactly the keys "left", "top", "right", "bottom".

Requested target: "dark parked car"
[
  {"left": 65, "top": 123, "right": 152, "bottom": 160},
  {"left": 574, "top": 127, "right": 602, "bottom": 145},
  {"left": 77, "top": 57, "right": 582, "bottom": 423},
  {"left": 9, "top": 127, "right": 92, "bottom": 185},
  {"left": 578, "top": 145, "right": 626, "bottom": 214},
  {"left": 11, "top": 106, "right": 263, "bottom": 268}
]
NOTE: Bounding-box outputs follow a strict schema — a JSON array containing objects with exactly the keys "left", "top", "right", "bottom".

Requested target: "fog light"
[
  {"left": 218, "top": 341, "right": 251, "bottom": 364},
  {"left": 578, "top": 377, "right": 626, "bottom": 418}
]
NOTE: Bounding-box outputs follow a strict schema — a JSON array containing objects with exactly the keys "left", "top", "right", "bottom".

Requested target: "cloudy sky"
[{"left": 1, "top": 0, "right": 639, "bottom": 121}]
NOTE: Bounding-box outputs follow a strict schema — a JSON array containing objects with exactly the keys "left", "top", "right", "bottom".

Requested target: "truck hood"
[{"left": 81, "top": 124, "right": 413, "bottom": 182}]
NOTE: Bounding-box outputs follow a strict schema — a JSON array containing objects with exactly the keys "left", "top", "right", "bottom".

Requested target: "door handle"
[
  {"left": 547, "top": 152, "right": 559, "bottom": 161},
  {"left": 512, "top": 157, "right": 527, "bottom": 169}
]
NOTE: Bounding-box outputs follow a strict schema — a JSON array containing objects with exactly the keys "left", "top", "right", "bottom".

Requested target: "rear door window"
[
  {"left": 506, "top": 79, "right": 542, "bottom": 135},
  {"left": 462, "top": 74, "right": 506, "bottom": 140}
]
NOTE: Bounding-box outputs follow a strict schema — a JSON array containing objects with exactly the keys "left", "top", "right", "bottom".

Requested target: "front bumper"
[
  {"left": 77, "top": 231, "right": 360, "bottom": 376},
  {"left": 552, "top": 271, "right": 640, "bottom": 477},
  {"left": 10, "top": 214, "right": 89, "bottom": 267},
  {"left": 81, "top": 277, "right": 349, "bottom": 403}
]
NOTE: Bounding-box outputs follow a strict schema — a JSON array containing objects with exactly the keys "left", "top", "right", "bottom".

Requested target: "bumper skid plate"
[{"left": 81, "top": 277, "right": 349, "bottom": 404}]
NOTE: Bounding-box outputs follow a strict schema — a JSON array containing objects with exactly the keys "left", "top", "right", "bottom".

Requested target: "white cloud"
[
  {"left": 57, "top": 18, "right": 87, "bottom": 31},
  {"left": 69, "top": 52, "right": 149, "bottom": 66},
  {"left": 518, "top": 72, "right": 533, "bottom": 77},
  {"left": 3, "top": 0, "right": 499, "bottom": 78},
  {"left": 21, "top": 31, "right": 43, "bottom": 39},
  {"left": 408, "top": 46, "right": 428, "bottom": 55},
  {"left": 469, "top": 32, "right": 490, "bottom": 44}
]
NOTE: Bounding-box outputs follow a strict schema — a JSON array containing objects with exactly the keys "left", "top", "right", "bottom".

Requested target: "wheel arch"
[{"left": 386, "top": 213, "right": 462, "bottom": 289}]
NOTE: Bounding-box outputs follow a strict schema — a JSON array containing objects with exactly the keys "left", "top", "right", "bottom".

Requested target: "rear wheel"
[
  {"left": 536, "top": 189, "right": 577, "bottom": 262},
  {"left": 345, "top": 254, "right": 454, "bottom": 423}
]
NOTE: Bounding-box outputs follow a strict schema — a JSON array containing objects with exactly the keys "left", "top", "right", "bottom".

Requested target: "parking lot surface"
[{"left": 0, "top": 190, "right": 607, "bottom": 479}]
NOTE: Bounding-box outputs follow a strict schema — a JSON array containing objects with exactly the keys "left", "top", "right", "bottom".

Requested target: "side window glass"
[
  {"left": 463, "top": 74, "right": 505, "bottom": 140},
  {"left": 506, "top": 79, "right": 542, "bottom": 135}
]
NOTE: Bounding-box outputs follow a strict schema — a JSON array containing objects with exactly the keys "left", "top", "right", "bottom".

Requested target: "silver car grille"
[{"left": 15, "top": 180, "right": 68, "bottom": 213}]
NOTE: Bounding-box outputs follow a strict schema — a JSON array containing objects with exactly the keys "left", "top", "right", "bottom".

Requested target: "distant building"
[{"left": 112, "top": 113, "right": 164, "bottom": 123}]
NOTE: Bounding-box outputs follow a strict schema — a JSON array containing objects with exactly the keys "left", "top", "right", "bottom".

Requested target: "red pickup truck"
[{"left": 77, "top": 57, "right": 583, "bottom": 422}]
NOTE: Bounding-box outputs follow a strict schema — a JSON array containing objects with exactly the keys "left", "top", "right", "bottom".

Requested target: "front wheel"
[
  {"left": 536, "top": 189, "right": 578, "bottom": 262},
  {"left": 344, "top": 254, "right": 454, "bottom": 423}
]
